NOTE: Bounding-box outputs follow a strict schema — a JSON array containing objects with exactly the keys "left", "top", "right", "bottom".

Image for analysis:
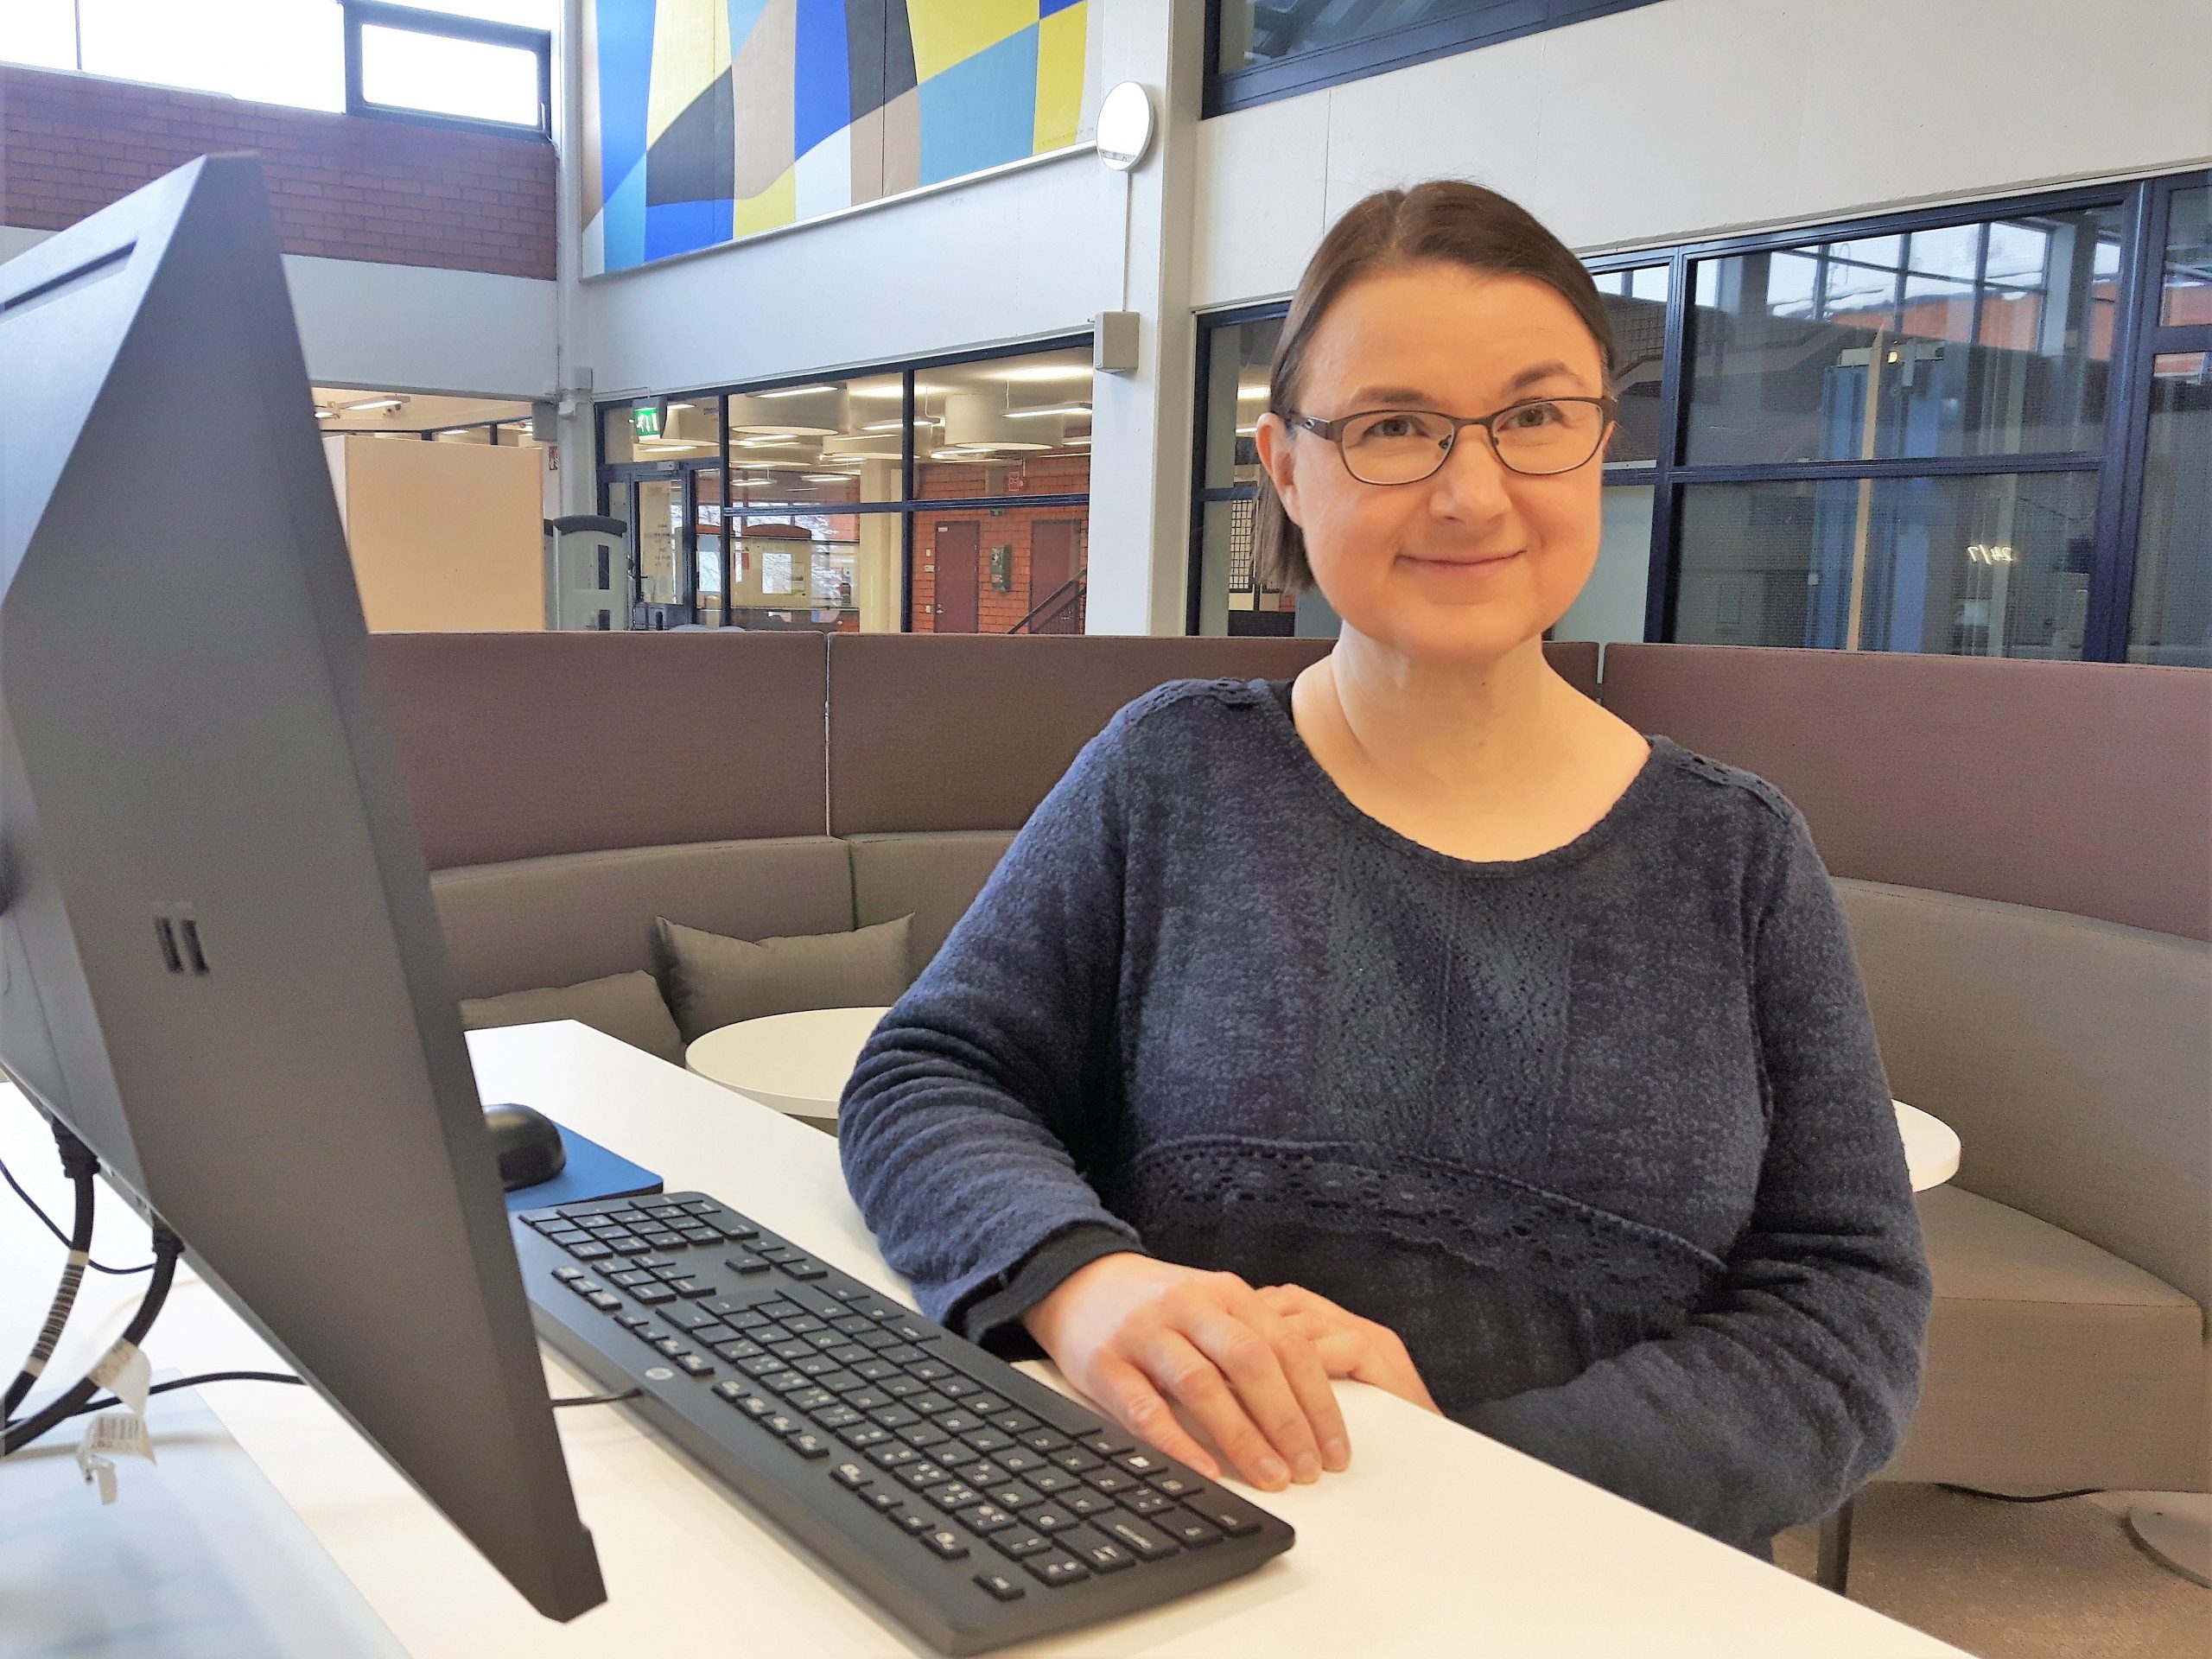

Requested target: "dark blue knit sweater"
[{"left": 838, "top": 676, "right": 1929, "bottom": 1551}]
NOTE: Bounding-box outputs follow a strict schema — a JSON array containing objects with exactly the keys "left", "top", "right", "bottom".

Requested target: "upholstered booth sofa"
[{"left": 369, "top": 632, "right": 2209, "bottom": 1510}]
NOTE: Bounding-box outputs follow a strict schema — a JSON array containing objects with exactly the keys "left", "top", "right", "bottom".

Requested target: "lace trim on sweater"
[{"left": 1112, "top": 1135, "right": 1727, "bottom": 1306}]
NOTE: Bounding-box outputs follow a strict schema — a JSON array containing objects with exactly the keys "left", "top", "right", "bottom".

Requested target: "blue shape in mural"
[
  {"left": 597, "top": 0, "right": 657, "bottom": 218},
  {"left": 793, "top": 0, "right": 853, "bottom": 158},
  {"left": 645, "top": 197, "right": 735, "bottom": 263},
  {"left": 917, "top": 23, "right": 1036, "bottom": 188}
]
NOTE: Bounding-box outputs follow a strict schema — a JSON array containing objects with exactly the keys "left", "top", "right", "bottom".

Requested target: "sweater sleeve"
[
  {"left": 837, "top": 710, "right": 1147, "bottom": 1333},
  {"left": 1464, "top": 803, "right": 1931, "bottom": 1548}
]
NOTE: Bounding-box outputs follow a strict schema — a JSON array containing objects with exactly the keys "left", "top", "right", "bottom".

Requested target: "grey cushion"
[
  {"left": 460, "top": 971, "right": 684, "bottom": 1066},
  {"left": 653, "top": 914, "right": 913, "bottom": 1044},
  {"left": 847, "top": 831, "right": 1017, "bottom": 972},
  {"left": 1836, "top": 880, "right": 2211, "bottom": 1314},
  {"left": 431, "top": 838, "right": 855, "bottom": 1001},
  {"left": 1885, "top": 1185, "right": 2207, "bottom": 1492}
]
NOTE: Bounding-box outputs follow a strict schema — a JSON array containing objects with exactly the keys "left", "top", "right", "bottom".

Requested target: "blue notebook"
[{"left": 502, "top": 1120, "right": 663, "bottom": 1211}]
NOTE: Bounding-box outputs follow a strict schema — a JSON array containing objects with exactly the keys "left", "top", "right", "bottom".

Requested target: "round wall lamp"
[{"left": 1096, "top": 82, "right": 1154, "bottom": 171}]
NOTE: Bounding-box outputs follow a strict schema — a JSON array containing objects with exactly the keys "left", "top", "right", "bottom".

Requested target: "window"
[
  {"left": 1185, "top": 170, "right": 2210, "bottom": 667},
  {"left": 1206, "top": 0, "right": 1669, "bottom": 116},
  {"left": 596, "top": 342, "right": 1094, "bottom": 636},
  {"left": 341, "top": 1, "right": 550, "bottom": 137}
]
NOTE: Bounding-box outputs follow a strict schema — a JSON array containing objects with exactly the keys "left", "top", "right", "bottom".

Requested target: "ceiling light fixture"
[
  {"left": 313, "top": 407, "right": 337, "bottom": 419},
  {"left": 1004, "top": 404, "right": 1092, "bottom": 419},
  {"left": 757, "top": 383, "right": 840, "bottom": 398},
  {"left": 342, "top": 396, "right": 406, "bottom": 413},
  {"left": 995, "top": 365, "right": 1093, "bottom": 385}
]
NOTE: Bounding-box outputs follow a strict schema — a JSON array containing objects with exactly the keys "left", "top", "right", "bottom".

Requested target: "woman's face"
[{"left": 1256, "top": 263, "right": 1611, "bottom": 664}]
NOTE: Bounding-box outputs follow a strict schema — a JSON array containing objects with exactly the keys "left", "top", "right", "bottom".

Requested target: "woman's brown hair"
[{"left": 1255, "top": 181, "right": 1618, "bottom": 596}]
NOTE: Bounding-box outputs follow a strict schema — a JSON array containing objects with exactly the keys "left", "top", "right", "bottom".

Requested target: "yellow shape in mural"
[
  {"left": 732, "top": 163, "right": 798, "bottom": 238},
  {"left": 905, "top": 0, "right": 1038, "bottom": 85},
  {"left": 1033, "top": 2, "right": 1085, "bottom": 154},
  {"left": 645, "top": 0, "right": 730, "bottom": 145}
]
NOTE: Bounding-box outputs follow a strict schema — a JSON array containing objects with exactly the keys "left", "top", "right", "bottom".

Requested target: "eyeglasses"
[{"left": 1285, "top": 396, "right": 1617, "bottom": 484}]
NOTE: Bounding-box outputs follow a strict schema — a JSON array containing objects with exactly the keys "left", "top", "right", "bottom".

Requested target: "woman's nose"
[{"left": 1425, "top": 428, "right": 1517, "bottom": 523}]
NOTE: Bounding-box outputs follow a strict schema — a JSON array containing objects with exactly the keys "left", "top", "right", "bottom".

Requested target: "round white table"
[
  {"left": 1894, "top": 1098, "right": 1960, "bottom": 1192},
  {"left": 686, "top": 1005, "right": 893, "bottom": 1123}
]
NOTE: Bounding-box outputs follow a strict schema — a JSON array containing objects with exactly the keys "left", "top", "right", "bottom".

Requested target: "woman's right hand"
[{"left": 1020, "top": 1252, "right": 1351, "bottom": 1492}]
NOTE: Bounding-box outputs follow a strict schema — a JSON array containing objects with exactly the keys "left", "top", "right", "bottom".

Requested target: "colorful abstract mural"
[{"left": 581, "top": 1, "right": 1093, "bottom": 275}]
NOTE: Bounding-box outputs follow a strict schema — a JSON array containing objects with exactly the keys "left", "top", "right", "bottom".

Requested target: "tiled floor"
[{"left": 1773, "top": 1484, "right": 2209, "bottom": 1658}]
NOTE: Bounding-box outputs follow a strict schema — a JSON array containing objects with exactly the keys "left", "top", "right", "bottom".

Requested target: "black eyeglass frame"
[{"left": 1284, "top": 394, "right": 1619, "bottom": 482}]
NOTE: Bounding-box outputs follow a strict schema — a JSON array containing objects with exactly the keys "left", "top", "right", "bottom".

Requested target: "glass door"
[
  {"left": 631, "top": 475, "right": 686, "bottom": 629},
  {"left": 692, "top": 468, "right": 725, "bottom": 626}
]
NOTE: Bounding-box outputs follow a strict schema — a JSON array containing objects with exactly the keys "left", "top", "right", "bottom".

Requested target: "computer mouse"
[{"left": 483, "top": 1102, "right": 566, "bottom": 1192}]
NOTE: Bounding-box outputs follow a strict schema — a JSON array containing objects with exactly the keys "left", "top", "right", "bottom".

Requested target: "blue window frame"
[{"left": 1185, "top": 168, "right": 2212, "bottom": 666}]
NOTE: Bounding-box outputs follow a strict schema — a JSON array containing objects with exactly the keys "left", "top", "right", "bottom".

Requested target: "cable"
[
  {"left": 1938, "top": 1483, "right": 2106, "bottom": 1504},
  {"left": 7, "top": 1371, "right": 644, "bottom": 1450},
  {"left": 4, "top": 1148, "right": 93, "bottom": 1419},
  {"left": 0, "top": 1151, "right": 154, "bottom": 1274},
  {"left": 2, "top": 1224, "right": 183, "bottom": 1455}
]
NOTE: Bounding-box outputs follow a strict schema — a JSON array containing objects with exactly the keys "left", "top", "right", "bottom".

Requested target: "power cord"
[
  {"left": 1938, "top": 1483, "right": 2107, "bottom": 1503},
  {"left": 0, "top": 1150, "right": 154, "bottom": 1274},
  {"left": 5, "top": 1368, "right": 643, "bottom": 1449}
]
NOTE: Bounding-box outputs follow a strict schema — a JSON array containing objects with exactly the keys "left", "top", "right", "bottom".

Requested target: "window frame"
[
  {"left": 595, "top": 333, "right": 1097, "bottom": 633},
  {"left": 340, "top": 0, "right": 552, "bottom": 140},
  {"left": 1185, "top": 168, "right": 2212, "bottom": 664},
  {"left": 1205, "top": 0, "right": 1669, "bottom": 118}
]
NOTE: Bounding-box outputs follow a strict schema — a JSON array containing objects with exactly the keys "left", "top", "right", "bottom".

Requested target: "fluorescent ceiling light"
[
  {"left": 734, "top": 435, "right": 804, "bottom": 448},
  {"left": 1005, "top": 404, "right": 1091, "bottom": 419},
  {"left": 861, "top": 418, "right": 939, "bottom": 432},
  {"left": 758, "top": 383, "right": 841, "bottom": 398},
  {"left": 342, "top": 396, "right": 406, "bottom": 412},
  {"left": 1238, "top": 384, "right": 1270, "bottom": 400},
  {"left": 667, "top": 401, "right": 695, "bottom": 411},
  {"left": 995, "top": 364, "right": 1092, "bottom": 384},
  {"left": 313, "top": 407, "right": 337, "bottom": 419},
  {"left": 801, "top": 473, "right": 854, "bottom": 483},
  {"left": 1235, "top": 424, "right": 1258, "bottom": 435},
  {"left": 1065, "top": 435, "right": 1092, "bottom": 445}
]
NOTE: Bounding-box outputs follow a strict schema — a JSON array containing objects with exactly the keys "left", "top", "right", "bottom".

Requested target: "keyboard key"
[
  {"left": 815, "top": 1405, "right": 864, "bottom": 1430},
  {"left": 1101, "top": 1514, "right": 1179, "bottom": 1560},
  {"left": 1025, "top": 1467, "right": 1078, "bottom": 1496},
  {"left": 724, "top": 1253, "right": 770, "bottom": 1275},
  {"left": 933, "top": 1412, "right": 983, "bottom": 1438},
  {"left": 989, "top": 1530, "right": 1052, "bottom": 1560},
  {"left": 997, "top": 1449, "right": 1050, "bottom": 1476},
  {"left": 839, "top": 1424, "right": 891, "bottom": 1450},
  {"left": 614, "top": 1313, "right": 652, "bottom": 1332},
  {"left": 782, "top": 1314, "right": 827, "bottom": 1334},
  {"left": 1082, "top": 1468, "right": 1139, "bottom": 1495},
  {"left": 882, "top": 1377, "right": 926, "bottom": 1400},
  {"left": 896, "top": 1461, "right": 952, "bottom": 1491},
  {"left": 1059, "top": 1488, "right": 1116, "bottom": 1518},
  {"left": 924, "top": 1481, "right": 985, "bottom": 1511},
  {"left": 921, "top": 1527, "right": 969, "bottom": 1560},
  {"left": 789, "top": 1432, "right": 831, "bottom": 1459},
  {"left": 830, "top": 1458, "right": 874, "bottom": 1490},
  {"left": 872, "top": 1405, "right": 921, "bottom": 1430},
  {"left": 1150, "top": 1471, "right": 1203, "bottom": 1499},
  {"left": 826, "top": 1344, "right": 872, "bottom": 1366},
  {"left": 1079, "top": 1430, "right": 1137, "bottom": 1458},
  {"left": 734, "top": 1393, "right": 776, "bottom": 1418},
  {"left": 879, "top": 1345, "right": 925, "bottom": 1366},
  {"left": 1122, "top": 1487, "right": 1174, "bottom": 1516},
  {"left": 1116, "top": 1450, "right": 1171, "bottom": 1478},
  {"left": 864, "top": 1487, "right": 903, "bottom": 1512},
  {"left": 854, "top": 1361, "right": 899, "bottom": 1383},
  {"left": 755, "top": 1370, "right": 806, "bottom": 1395},
  {"left": 963, "top": 1429, "right": 1015, "bottom": 1455},
  {"left": 710, "top": 1339, "right": 765, "bottom": 1363},
  {"left": 887, "top": 1322, "right": 935, "bottom": 1345},
  {"left": 636, "top": 1256, "right": 677, "bottom": 1271},
  {"left": 651, "top": 1337, "right": 686, "bottom": 1358},
  {"left": 665, "top": 1306, "right": 717, "bottom": 1332},
  {"left": 569, "top": 1242, "right": 613, "bottom": 1261},
  {"left": 609, "top": 1239, "right": 653, "bottom": 1257},
  {"left": 909, "top": 1392, "right": 953, "bottom": 1416},
  {"left": 957, "top": 1459, "right": 1008, "bottom": 1488},
  {"left": 1049, "top": 1448, "right": 1102, "bottom": 1472},
  {"left": 631, "top": 1286, "right": 676, "bottom": 1306},
  {"left": 1183, "top": 1493, "right": 1264, "bottom": 1537},
  {"left": 988, "top": 1484, "right": 1042, "bottom": 1511},
  {"left": 1161, "top": 1510, "right": 1224, "bottom": 1548},
  {"left": 963, "top": 1503, "right": 1018, "bottom": 1534},
  {"left": 679, "top": 1227, "right": 722, "bottom": 1246},
  {"left": 786, "top": 1387, "right": 838, "bottom": 1414},
  {"left": 868, "top": 1444, "right": 919, "bottom": 1469},
  {"left": 902, "top": 1422, "right": 950, "bottom": 1451},
  {"left": 973, "top": 1570, "right": 1026, "bottom": 1602},
  {"left": 585, "top": 1291, "right": 622, "bottom": 1312},
  {"left": 1024, "top": 1554, "right": 1091, "bottom": 1589},
  {"left": 890, "top": 1504, "right": 938, "bottom": 1536},
  {"left": 846, "top": 1388, "right": 892, "bottom": 1412},
  {"left": 1028, "top": 1504, "right": 1079, "bottom": 1534},
  {"left": 1065, "top": 1528, "right": 1138, "bottom": 1574},
  {"left": 631, "top": 1322, "right": 670, "bottom": 1347},
  {"left": 676, "top": 1354, "right": 714, "bottom": 1377},
  {"left": 961, "top": 1392, "right": 1008, "bottom": 1414},
  {"left": 754, "top": 1245, "right": 796, "bottom": 1263}
]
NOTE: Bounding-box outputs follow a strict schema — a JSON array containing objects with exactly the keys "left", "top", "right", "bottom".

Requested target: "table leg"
[{"left": 1815, "top": 1497, "right": 1854, "bottom": 1595}]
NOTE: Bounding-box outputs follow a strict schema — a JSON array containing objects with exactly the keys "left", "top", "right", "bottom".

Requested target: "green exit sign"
[{"left": 632, "top": 404, "right": 662, "bottom": 439}]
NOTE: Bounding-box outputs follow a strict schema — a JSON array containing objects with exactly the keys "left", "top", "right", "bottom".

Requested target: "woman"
[{"left": 840, "top": 181, "right": 1929, "bottom": 1556}]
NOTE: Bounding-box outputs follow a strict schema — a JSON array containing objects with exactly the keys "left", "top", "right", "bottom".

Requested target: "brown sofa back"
[
  {"left": 372, "top": 632, "right": 828, "bottom": 868},
  {"left": 825, "top": 635, "right": 1603, "bottom": 835},
  {"left": 1601, "top": 645, "right": 2211, "bottom": 941}
]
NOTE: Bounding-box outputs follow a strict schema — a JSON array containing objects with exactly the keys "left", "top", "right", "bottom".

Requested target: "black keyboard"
[{"left": 514, "top": 1192, "right": 1294, "bottom": 1654}]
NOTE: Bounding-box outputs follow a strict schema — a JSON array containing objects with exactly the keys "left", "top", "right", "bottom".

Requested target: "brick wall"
[
  {"left": 0, "top": 65, "right": 555, "bottom": 280},
  {"left": 910, "top": 452, "right": 1091, "bottom": 633}
]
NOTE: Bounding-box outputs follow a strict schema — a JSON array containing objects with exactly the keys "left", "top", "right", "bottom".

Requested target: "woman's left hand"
[{"left": 1257, "top": 1285, "right": 1443, "bottom": 1415}]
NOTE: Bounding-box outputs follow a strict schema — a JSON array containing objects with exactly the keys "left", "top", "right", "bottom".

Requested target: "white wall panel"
[{"left": 1195, "top": 0, "right": 2212, "bottom": 309}]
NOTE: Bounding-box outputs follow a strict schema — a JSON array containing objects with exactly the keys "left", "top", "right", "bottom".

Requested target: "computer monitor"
[{"left": 0, "top": 156, "right": 605, "bottom": 1620}]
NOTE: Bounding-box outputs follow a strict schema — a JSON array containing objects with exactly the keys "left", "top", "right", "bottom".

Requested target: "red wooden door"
[
  {"left": 1030, "top": 519, "right": 1079, "bottom": 628},
  {"left": 934, "top": 521, "right": 979, "bottom": 632}
]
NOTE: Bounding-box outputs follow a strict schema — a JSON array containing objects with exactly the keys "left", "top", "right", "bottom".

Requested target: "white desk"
[{"left": 1, "top": 1023, "right": 1964, "bottom": 1657}]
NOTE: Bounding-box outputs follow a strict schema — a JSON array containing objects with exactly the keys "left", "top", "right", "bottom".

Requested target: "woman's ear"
[{"left": 1254, "top": 412, "right": 1302, "bottom": 524}]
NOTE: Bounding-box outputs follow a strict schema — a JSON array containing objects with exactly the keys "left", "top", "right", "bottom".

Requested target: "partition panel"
[
  {"left": 372, "top": 632, "right": 830, "bottom": 867},
  {"left": 1601, "top": 644, "right": 2210, "bottom": 939}
]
